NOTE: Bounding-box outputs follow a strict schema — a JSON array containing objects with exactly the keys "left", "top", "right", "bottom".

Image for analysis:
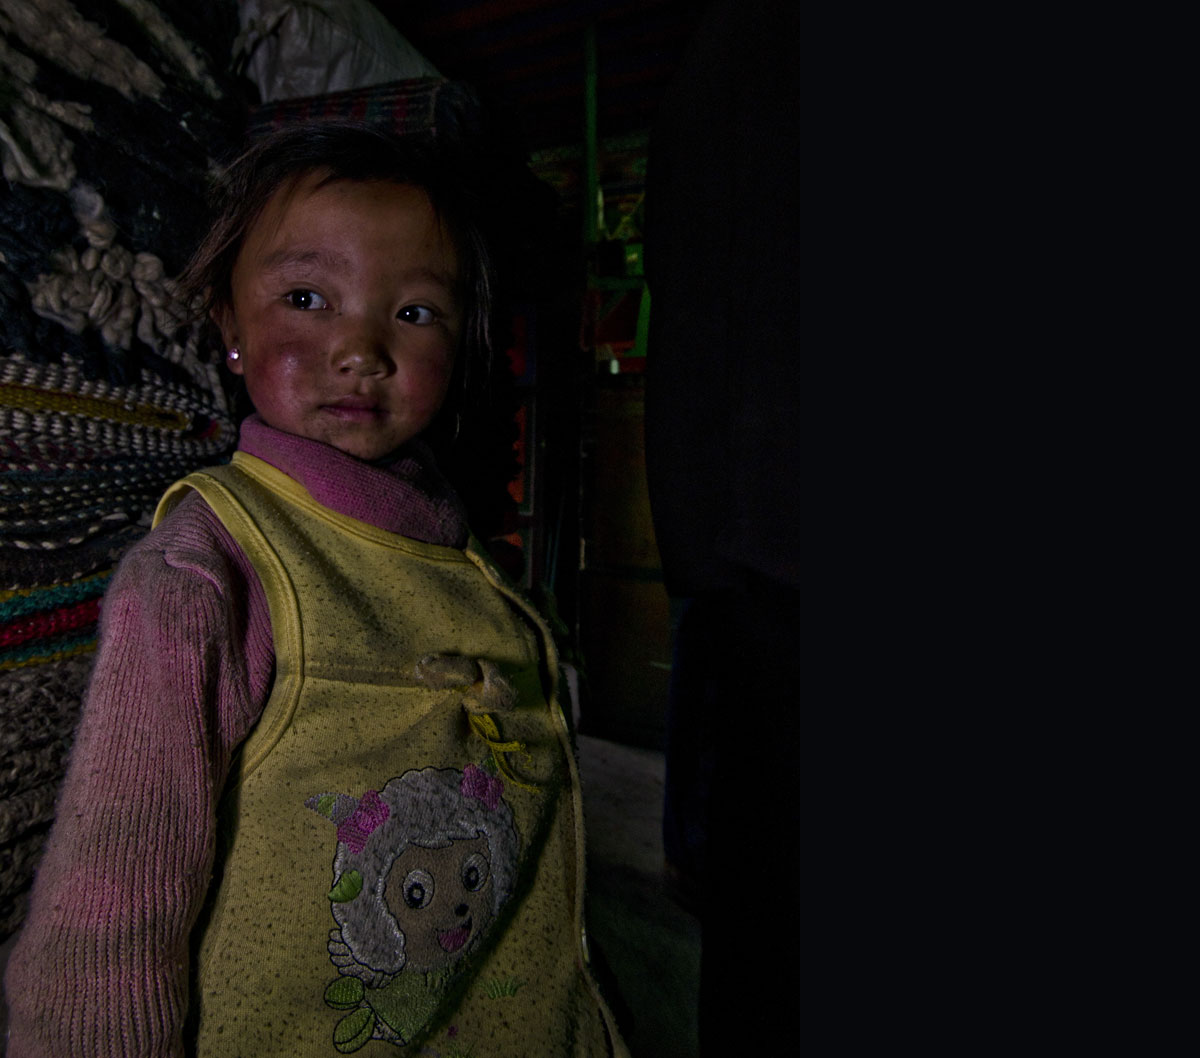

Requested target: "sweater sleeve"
[{"left": 3, "top": 492, "right": 273, "bottom": 1058}]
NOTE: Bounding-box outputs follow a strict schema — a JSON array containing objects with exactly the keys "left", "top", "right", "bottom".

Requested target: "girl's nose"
[{"left": 334, "top": 327, "right": 392, "bottom": 376}]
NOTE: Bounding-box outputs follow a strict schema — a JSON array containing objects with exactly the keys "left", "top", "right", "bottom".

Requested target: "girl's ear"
[{"left": 213, "top": 305, "right": 244, "bottom": 376}]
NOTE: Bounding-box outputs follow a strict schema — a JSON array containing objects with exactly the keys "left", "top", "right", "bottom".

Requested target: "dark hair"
[{"left": 180, "top": 121, "right": 493, "bottom": 407}]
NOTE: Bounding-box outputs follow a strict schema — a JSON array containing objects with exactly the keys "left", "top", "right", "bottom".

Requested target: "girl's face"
[{"left": 219, "top": 175, "right": 462, "bottom": 461}]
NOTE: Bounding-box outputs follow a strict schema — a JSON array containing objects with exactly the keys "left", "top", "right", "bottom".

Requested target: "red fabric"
[{"left": 0, "top": 597, "right": 100, "bottom": 648}]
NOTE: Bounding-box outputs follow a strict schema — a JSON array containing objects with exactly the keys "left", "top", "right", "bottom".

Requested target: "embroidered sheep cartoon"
[{"left": 307, "top": 765, "right": 520, "bottom": 1051}]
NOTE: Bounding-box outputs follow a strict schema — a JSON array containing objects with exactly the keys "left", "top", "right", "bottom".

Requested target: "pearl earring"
[{"left": 227, "top": 347, "right": 240, "bottom": 362}]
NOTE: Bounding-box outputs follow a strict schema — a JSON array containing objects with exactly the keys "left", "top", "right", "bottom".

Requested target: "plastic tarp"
[{"left": 237, "top": 0, "right": 440, "bottom": 102}]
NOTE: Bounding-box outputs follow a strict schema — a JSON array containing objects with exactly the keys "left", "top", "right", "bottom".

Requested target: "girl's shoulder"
[{"left": 115, "top": 486, "right": 252, "bottom": 598}]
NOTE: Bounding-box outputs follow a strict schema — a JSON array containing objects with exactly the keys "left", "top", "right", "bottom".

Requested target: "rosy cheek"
[
  {"left": 245, "top": 343, "right": 312, "bottom": 386},
  {"left": 418, "top": 366, "right": 456, "bottom": 412},
  {"left": 401, "top": 352, "right": 455, "bottom": 397},
  {"left": 270, "top": 350, "right": 307, "bottom": 379},
  {"left": 240, "top": 347, "right": 315, "bottom": 425}
]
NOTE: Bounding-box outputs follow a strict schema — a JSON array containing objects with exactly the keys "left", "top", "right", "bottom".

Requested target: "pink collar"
[{"left": 237, "top": 416, "right": 468, "bottom": 547}]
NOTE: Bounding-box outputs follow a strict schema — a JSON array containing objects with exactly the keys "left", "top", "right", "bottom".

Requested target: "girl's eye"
[
  {"left": 284, "top": 289, "right": 328, "bottom": 310},
  {"left": 397, "top": 305, "right": 436, "bottom": 325}
]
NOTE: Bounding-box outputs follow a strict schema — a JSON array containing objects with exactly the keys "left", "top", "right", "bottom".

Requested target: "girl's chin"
[
  {"left": 326, "top": 436, "right": 410, "bottom": 462},
  {"left": 282, "top": 429, "right": 401, "bottom": 462},
  {"left": 256, "top": 413, "right": 430, "bottom": 462}
]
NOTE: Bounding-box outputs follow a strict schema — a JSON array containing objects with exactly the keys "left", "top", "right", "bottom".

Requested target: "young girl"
[{"left": 4, "top": 123, "right": 628, "bottom": 1058}]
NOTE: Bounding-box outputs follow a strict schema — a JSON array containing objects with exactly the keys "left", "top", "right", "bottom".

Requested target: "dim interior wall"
[{"left": 578, "top": 379, "right": 671, "bottom": 749}]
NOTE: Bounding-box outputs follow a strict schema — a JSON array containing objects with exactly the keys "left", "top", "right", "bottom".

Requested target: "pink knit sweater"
[{"left": 3, "top": 417, "right": 469, "bottom": 1057}]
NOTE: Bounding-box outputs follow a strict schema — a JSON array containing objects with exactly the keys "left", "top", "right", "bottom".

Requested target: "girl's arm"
[{"left": 3, "top": 494, "right": 271, "bottom": 1058}]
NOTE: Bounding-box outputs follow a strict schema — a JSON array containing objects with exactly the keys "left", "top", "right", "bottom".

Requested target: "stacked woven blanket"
[{"left": 1, "top": 0, "right": 244, "bottom": 938}]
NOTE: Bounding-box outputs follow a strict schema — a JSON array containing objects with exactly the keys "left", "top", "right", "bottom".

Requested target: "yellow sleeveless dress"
[{"left": 154, "top": 452, "right": 625, "bottom": 1058}]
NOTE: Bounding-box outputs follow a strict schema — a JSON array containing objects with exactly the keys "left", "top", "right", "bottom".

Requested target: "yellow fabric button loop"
[{"left": 468, "top": 713, "right": 541, "bottom": 794}]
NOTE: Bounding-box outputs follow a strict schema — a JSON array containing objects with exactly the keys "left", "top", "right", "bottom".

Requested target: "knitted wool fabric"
[
  {"left": 0, "top": 651, "right": 95, "bottom": 936},
  {"left": 238, "top": 415, "right": 469, "bottom": 549}
]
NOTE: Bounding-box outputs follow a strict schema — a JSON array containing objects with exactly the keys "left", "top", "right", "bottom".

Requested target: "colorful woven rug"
[{"left": 1, "top": 0, "right": 244, "bottom": 938}]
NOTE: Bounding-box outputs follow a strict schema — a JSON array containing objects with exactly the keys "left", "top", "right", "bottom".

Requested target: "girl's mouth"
[
  {"left": 437, "top": 920, "right": 472, "bottom": 953},
  {"left": 321, "top": 401, "right": 382, "bottom": 420}
]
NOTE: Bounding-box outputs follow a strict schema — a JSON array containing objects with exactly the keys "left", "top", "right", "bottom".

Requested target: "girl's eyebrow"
[
  {"left": 400, "top": 265, "right": 459, "bottom": 290},
  {"left": 259, "top": 247, "right": 350, "bottom": 274},
  {"left": 258, "top": 250, "right": 457, "bottom": 291}
]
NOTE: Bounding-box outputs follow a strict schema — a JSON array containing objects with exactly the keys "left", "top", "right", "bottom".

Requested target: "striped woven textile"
[{"left": 1, "top": 0, "right": 245, "bottom": 939}]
